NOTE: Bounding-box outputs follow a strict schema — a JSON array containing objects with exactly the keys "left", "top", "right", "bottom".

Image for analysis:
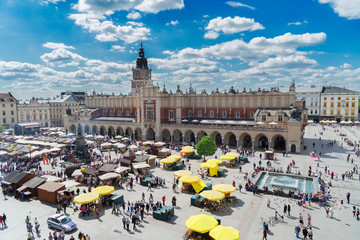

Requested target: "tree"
[
  {"left": 196, "top": 136, "right": 217, "bottom": 160},
  {"left": 0, "top": 126, "right": 5, "bottom": 133}
]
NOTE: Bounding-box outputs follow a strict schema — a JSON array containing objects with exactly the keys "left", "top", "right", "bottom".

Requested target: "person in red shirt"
[{"left": 162, "top": 195, "right": 166, "bottom": 205}]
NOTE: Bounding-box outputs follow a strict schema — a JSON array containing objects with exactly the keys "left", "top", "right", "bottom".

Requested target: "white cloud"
[
  {"left": 42, "top": 42, "right": 75, "bottom": 50},
  {"left": 40, "top": 0, "right": 65, "bottom": 4},
  {"left": 319, "top": 0, "right": 360, "bottom": 19},
  {"left": 203, "top": 15, "right": 209, "bottom": 18},
  {"left": 204, "top": 30, "right": 220, "bottom": 39},
  {"left": 204, "top": 16, "right": 264, "bottom": 39},
  {"left": 126, "top": 11, "right": 141, "bottom": 20},
  {"left": 287, "top": 20, "right": 308, "bottom": 26},
  {"left": 73, "top": 0, "right": 184, "bottom": 16},
  {"left": 166, "top": 20, "right": 179, "bottom": 26},
  {"left": 40, "top": 48, "right": 87, "bottom": 67},
  {"left": 340, "top": 63, "right": 352, "bottom": 68},
  {"left": 256, "top": 55, "right": 318, "bottom": 69},
  {"left": 68, "top": 14, "right": 150, "bottom": 43},
  {"left": 110, "top": 45, "right": 126, "bottom": 52},
  {"left": 225, "top": 1, "right": 255, "bottom": 10}
]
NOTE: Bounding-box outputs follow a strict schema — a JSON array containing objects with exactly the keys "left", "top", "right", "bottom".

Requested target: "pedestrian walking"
[
  {"left": 162, "top": 195, "right": 166, "bottom": 206},
  {"left": 308, "top": 226, "right": 313, "bottom": 240},
  {"left": 307, "top": 213, "right": 311, "bottom": 225},
  {"left": 346, "top": 192, "right": 351, "bottom": 204},
  {"left": 287, "top": 204, "right": 291, "bottom": 216},
  {"left": 262, "top": 226, "right": 267, "bottom": 240},
  {"left": 267, "top": 198, "right": 271, "bottom": 208},
  {"left": 2, "top": 213, "right": 6, "bottom": 227},
  {"left": 147, "top": 182, "right": 151, "bottom": 191},
  {"left": 295, "top": 225, "right": 301, "bottom": 238},
  {"left": 238, "top": 183, "right": 242, "bottom": 192},
  {"left": 283, "top": 204, "right": 287, "bottom": 215},
  {"left": 122, "top": 216, "right": 126, "bottom": 229},
  {"left": 302, "top": 226, "right": 308, "bottom": 240}
]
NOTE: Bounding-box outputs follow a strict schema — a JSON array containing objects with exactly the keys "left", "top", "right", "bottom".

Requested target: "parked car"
[{"left": 47, "top": 214, "right": 77, "bottom": 232}]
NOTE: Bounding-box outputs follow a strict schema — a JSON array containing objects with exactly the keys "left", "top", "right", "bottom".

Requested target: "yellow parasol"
[
  {"left": 220, "top": 155, "right": 235, "bottom": 161},
  {"left": 73, "top": 192, "right": 99, "bottom": 204},
  {"left": 174, "top": 170, "right": 192, "bottom": 178},
  {"left": 207, "top": 159, "right": 223, "bottom": 164},
  {"left": 225, "top": 152, "right": 240, "bottom": 158},
  {"left": 213, "top": 184, "right": 236, "bottom": 194},
  {"left": 160, "top": 157, "right": 179, "bottom": 164},
  {"left": 179, "top": 175, "right": 200, "bottom": 184},
  {"left": 199, "top": 190, "right": 225, "bottom": 201},
  {"left": 185, "top": 214, "right": 219, "bottom": 234},
  {"left": 181, "top": 146, "right": 195, "bottom": 154},
  {"left": 167, "top": 155, "right": 182, "bottom": 160},
  {"left": 209, "top": 225, "right": 240, "bottom": 240},
  {"left": 91, "top": 186, "right": 115, "bottom": 196},
  {"left": 201, "top": 162, "right": 219, "bottom": 169}
]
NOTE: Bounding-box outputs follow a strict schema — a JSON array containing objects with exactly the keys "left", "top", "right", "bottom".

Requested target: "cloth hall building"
[{"left": 64, "top": 43, "right": 307, "bottom": 153}]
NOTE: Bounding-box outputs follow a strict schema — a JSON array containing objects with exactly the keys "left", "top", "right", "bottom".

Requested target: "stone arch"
[
  {"left": 255, "top": 134, "right": 269, "bottom": 149},
  {"left": 108, "top": 126, "right": 115, "bottom": 138},
  {"left": 116, "top": 127, "right": 124, "bottom": 136},
  {"left": 224, "top": 132, "right": 237, "bottom": 148},
  {"left": 173, "top": 129, "right": 183, "bottom": 143},
  {"left": 197, "top": 130, "right": 207, "bottom": 142},
  {"left": 211, "top": 131, "right": 222, "bottom": 146},
  {"left": 184, "top": 130, "right": 195, "bottom": 144},
  {"left": 239, "top": 133, "right": 252, "bottom": 149},
  {"left": 272, "top": 134, "right": 286, "bottom": 151},
  {"left": 162, "top": 129, "right": 171, "bottom": 142},
  {"left": 291, "top": 144, "right": 296, "bottom": 153},
  {"left": 99, "top": 126, "right": 106, "bottom": 136},
  {"left": 84, "top": 125, "right": 90, "bottom": 135},
  {"left": 146, "top": 128, "right": 155, "bottom": 140},
  {"left": 125, "top": 127, "right": 133, "bottom": 137},
  {"left": 134, "top": 128, "right": 142, "bottom": 140},
  {"left": 70, "top": 124, "right": 76, "bottom": 134},
  {"left": 91, "top": 125, "right": 98, "bottom": 135}
]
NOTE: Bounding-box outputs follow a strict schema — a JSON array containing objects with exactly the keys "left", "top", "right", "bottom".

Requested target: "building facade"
[
  {"left": 0, "top": 92, "right": 18, "bottom": 129},
  {"left": 64, "top": 44, "right": 307, "bottom": 152},
  {"left": 320, "top": 86, "right": 359, "bottom": 121},
  {"left": 18, "top": 98, "right": 51, "bottom": 127},
  {"left": 50, "top": 93, "right": 80, "bottom": 127}
]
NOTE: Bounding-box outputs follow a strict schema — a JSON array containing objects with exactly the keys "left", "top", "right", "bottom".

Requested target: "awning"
[
  {"left": 17, "top": 185, "right": 28, "bottom": 192},
  {"left": 2, "top": 180, "right": 12, "bottom": 185},
  {"left": 133, "top": 163, "right": 151, "bottom": 169}
]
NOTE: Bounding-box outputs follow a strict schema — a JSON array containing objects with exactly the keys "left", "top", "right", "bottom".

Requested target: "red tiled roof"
[{"left": 0, "top": 92, "right": 17, "bottom": 102}]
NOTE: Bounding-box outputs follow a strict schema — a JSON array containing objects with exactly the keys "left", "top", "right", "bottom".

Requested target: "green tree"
[
  {"left": 0, "top": 126, "right": 5, "bottom": 133},
  {"left": 196, "top": 136, "right": 217, "bottom": 160}
]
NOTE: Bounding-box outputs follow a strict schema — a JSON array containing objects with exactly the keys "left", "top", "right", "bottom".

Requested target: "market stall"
[
  {"left": 184, "top": 214, "right": 219, "bottom": 239},
  {"left": 132, "top": 163, "right": 151, "bottom": 176},
  {"left": 179, "top": 175, "right": 206, "bottom": 193},
  {"left": 37, "top": 181, "right": 66, "bottom": 204},
  {"left": 265, "top": 150, "right": 274, "bottom": 160},
  {"left": 199, "top": 190, "right": 225, "bottom": 211},
  {"left": 174, "top": 170, "right": 192, "bottom": 178},
  {"left": 213, "top": 184, "right": 237, "bottom": 203},
  {"left": 200, "top": 162, "right": 220, "bottom": 177},
  {"left": 209, "top": 225, "right": 240, "bottom": 240}
]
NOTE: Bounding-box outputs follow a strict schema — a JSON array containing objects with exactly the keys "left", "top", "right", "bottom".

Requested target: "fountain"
[{"left": 269, "top": 176, "right": 299, "bottom": 190}]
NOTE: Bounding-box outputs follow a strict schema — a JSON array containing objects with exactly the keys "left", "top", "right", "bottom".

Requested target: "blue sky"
[{"left": 1, "top": 0, "right": 360, "bottom": 99}]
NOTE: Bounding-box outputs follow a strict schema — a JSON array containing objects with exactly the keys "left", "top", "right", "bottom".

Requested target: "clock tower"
[{"left": 131, "top": 41, "right": 152, "bottom": 94}]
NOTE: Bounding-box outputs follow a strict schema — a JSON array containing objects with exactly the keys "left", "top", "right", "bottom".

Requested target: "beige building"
[
  {"left": 50, "top": 93, "right": 80, "bottom": 127},
  {"left": 18, "top": 98, "right": 51, "bottom": 127},
  {"left": 0, "top": 92, "right": 18, "bottom": 129},
  {"left": 64, "top": 44, "right": 307, "bottom": 152},
  {"left": 320, "top": 86, "right": 359, "bottom": 121}
]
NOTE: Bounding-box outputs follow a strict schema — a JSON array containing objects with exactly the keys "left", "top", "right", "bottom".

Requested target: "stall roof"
[
  {"left": 82, "top": 167, "right": 97, "bottom": 176},
  {"left": 119, "top": 158, "right": 131, "bottom": 164},
  {"left": 123, "top": 149, "right": 136, "bottom": 158},
  {"left": 98, "top": 164, "right": 117, "bottom": 172},
  {"left": 37, "top": 181, "right": 65, "bottom": 192},
  {"left": 3, "top": 171, "right": 29, "bottom": 184},
  {"left": 23, "top": 176, "right": 46, "bottom": 189},
  {"left": 133, "top": 155, "right": 149, "bottom": 162}
]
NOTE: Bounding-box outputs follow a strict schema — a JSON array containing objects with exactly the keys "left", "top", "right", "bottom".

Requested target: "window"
[
  {"left": 323, "top": 110, "right": 327, "bottom": 115},
  {"left": 210, "top": 111, "right": 214, "bottom": 118},
  {"left": 11, "top": 118, "right": 14, "bottom": 123},
  {"left": 169, "top": 110, "right": 174, "bottom": 120},
  {"left": 2, "top": 118, "right": 6, "bottom": 123},
  {"left": 118, "top": 111, "right": 121, "bottom": 116},
  {"left": 324, "top": 97, "right": 327, "bottom": 100},
  {"left": 10, "top": 104, "right": 13, "bottom": 107},
  {"left": 331, "top": 97, "right": 334, "bottom": 100},
  {"left": 352, "top": 102, "right": 355, "bottom": 107},
  {"left": 352, "top": 97, "right": 355, "bottom": 100},
  {"left": 310, "top": 102, "right": 313, "bottom": 106},
  {"left": 330, "top": 110, "right": 333, "bottom": 115},
  {"left": 110, "top": 110, "right": 113, "bottom": 116},
  {"left": 45, "top": 114, "right": 47, "bottom": 120},
  {"left": 315, "top": 110, "right": 318, "bottom": 114},
  {"left": 337, "top": 102, "right": 341, "bottom": 107},
  {"left": 126, "top": 111, "right": 130, "bottom": 116},
  {"left": 323, "top": 102, "right": 327, "bottom": 107},
  {"left": 346, "top": 103, "right": 349, "bottom": 107},
  {"left": 310, "top": 110, "right": 313, "bottom": 114},
  {"left": 33, "top": 115, "right": 36, "bottom": 120},
  {"left": 315, "top": 102, "right": 318, "bottom": 106},
  {"left": 236, "top": 112, "right": 240, "bottom": 118},
  {"left": 146, "top": 106, "right": 154, "bottom": 119},
  {"left": 40, "top": 115, "right": 42, "bottom": 120},
  {"left": 351, "top": 111, "right": 355, "bottom": 115},
  {"left": 2, "top": 111, "right": 5, "bottom": 116},
  {"left": 278, "top": 115, "right": 283, "bottom": 122},
  {"left": 2, "top": 104, "right": 4, "bottom": 107},
  {"left": 250, "top": 112, "right": 254, "bottom": 118},
  {"left": 337, "top": 110, "right": 340, "bottom": 115},
  {"left": 345, "top": 111, "right": 349, "bottom": 115},
  {"left": 198, "top": 111, "right": 202, "bottom": 117},
  {"left": 330, "top": 103, "right": 334, "bottom": 107},
  {"left": 262, "top": 115, "right": 266, "bottom": 121},
  {"left": 346, "top": 97, "right": 349, "bottom": 100},
  {"left": 188, "top": 110, "right": 192, "bottom": 117},
  {"left": 222, "top": 111, "right": 227, "bottom": 118},
  {"left": 338, "top": 97, "right": 341, "bottom": 100}
]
